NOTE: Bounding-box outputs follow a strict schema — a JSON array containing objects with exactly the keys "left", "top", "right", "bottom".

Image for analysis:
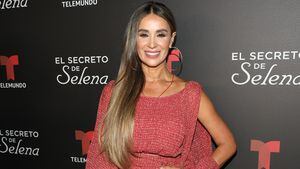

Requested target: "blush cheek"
[{"left": 160, "top": 51, "right": 168, "bottom": 60}]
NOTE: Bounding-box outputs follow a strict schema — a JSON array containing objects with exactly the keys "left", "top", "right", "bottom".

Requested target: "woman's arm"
[{"left": 197, "top": 89, "right": 237, "bottom": 168}]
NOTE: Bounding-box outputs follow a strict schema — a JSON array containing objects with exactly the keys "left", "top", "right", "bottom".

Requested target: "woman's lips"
[{"left": 145, "top": 51, "right": 160, "bottom": 57}]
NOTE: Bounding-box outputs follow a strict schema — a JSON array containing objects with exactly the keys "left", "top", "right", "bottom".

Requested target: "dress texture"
[{"left": 85, "top": 80, "right": 220, "bottom": 169}]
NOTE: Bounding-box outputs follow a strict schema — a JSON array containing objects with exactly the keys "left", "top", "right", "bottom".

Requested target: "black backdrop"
[{"left": 1, "top": 0, "right": 299, "bottom": 169}]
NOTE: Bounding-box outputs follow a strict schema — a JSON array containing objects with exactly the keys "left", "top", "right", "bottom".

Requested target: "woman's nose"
[{"left": 148, "top": 36, "right": 157, "bottom": 48}]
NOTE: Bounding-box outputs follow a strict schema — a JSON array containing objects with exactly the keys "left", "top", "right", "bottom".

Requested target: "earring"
[
  {"left": 167, "top": 46, "right": 183, "bottom": 75},
  {"left": 169, "top": 46, "right": 183, "bottom": 63}
]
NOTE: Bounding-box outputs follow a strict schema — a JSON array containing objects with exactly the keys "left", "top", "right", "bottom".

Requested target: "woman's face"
[{"left": 136, "top": 13, "right": 176, "bottom": 69}]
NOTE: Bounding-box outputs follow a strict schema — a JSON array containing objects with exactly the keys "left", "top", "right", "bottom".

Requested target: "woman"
[{"left": 86, "top": 1, "right": 236, "bottom": 169}]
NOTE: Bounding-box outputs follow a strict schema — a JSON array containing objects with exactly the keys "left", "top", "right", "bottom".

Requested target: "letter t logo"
[
  {"left": 250, "top": 139, "right": 280, "bottom": 169},
  {"left": 0, "top": 55, "right": 19, "bottom": 80},
  {"left": 75, "top": 130, "right": 94, "bottom": 155}
]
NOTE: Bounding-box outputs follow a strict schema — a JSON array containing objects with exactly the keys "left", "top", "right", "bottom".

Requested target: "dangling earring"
[{"left": 167, "top": 46, "right": 183, "bottom": 75}]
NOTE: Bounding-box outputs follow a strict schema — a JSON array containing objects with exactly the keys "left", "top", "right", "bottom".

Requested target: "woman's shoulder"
[
  {"left": 100, "top": 79, "right": 116, "bottom": 97},
  {"left": 175, "top": 77, "right": 203, "bottom": 91},
  {"left": 186, "top": 80, "right": 203, "bottom": 98},
  {"left": 170, "top": 77, "right": 203, "bottom": 100},
  {"left": 104, "top": 79, "right": 115, "bottom": 88},
  {"left": 187, "top": 80, "right": 202, "bottom": 87}
]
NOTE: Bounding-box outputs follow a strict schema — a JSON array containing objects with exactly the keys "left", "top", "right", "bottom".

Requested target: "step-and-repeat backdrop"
[{"left": 1, "top": 0, "right": 299, "bottom": 168}]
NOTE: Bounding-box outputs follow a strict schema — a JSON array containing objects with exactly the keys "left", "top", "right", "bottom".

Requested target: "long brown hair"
[{"left": 98, "top": 1, "right": 176, "bottom": 168}]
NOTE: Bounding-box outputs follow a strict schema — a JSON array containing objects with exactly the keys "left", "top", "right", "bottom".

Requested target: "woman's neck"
[{"left": 142, "top": 63, "right": 173, "bottom": 83}]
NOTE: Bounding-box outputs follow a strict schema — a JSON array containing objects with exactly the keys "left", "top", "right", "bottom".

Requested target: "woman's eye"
[
  {"left": 139, "top": 33, "right": 148, "bottom": 37},
  {"left": 157, "top": 34, "right": 166, "bottom": 37}
]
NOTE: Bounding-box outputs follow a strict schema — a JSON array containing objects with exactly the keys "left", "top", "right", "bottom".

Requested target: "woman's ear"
[{"left": 169, "top": 32, "right": 177, "bottom": 48}]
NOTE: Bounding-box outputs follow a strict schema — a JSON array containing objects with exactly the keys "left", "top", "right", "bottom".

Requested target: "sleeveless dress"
[{"left": 85, "top": 80, "right": 220, "bottom": 169}]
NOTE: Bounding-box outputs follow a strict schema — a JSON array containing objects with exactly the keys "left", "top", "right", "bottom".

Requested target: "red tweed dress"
[{"left": 85, "top": 80, "right": 220, "bottom": 169}]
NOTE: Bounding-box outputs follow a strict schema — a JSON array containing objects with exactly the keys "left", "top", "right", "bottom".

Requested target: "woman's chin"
[{"left": 141, "top": 61, "right": 165, "bottom": 68}]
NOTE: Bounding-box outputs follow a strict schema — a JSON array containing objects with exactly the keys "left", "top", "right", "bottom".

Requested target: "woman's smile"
[{"left": 144, "top": 50, "right": 161, "bottom": 58}]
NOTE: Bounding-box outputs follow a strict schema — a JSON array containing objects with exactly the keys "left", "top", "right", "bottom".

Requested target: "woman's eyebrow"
[
  {"left": 138, "top": 29, "right": 169, "bottom": 33},
  {"left": 138, "top": 29, "right": 148, "bottom": 33},
  {"left": 156, "top": 29, "right": 168, "bottom": 33}
]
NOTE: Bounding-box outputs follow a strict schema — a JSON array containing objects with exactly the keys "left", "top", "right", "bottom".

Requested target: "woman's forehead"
[{"left": 138, "top": 14, "right": 171, "bottom": 32}]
